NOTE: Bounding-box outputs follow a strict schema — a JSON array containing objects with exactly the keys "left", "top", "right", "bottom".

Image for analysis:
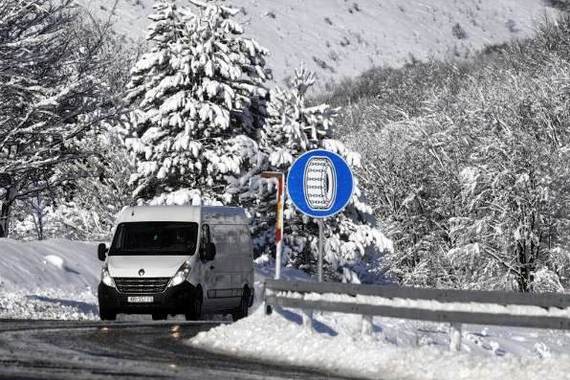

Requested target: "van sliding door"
[{"left": 205, "top": 224, "right": 247, "bottom": 310}]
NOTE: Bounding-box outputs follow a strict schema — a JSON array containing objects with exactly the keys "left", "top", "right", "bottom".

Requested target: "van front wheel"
[
  {"left": 99, "top": 308, "right": 116, "bottom": 321},
  {"left": 232, "top": 287, "right": 250, "bottom": 322},
  {"left": 185, "top": 287, "right": 202, "bottom": 321}
]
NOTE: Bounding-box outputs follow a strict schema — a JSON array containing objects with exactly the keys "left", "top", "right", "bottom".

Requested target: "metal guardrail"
[{"left": 263, "top": 279, "right": 570, "bottom": 351}]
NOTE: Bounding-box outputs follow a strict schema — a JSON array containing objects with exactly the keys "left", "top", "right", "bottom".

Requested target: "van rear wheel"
[{"left": 232, "top": 287, "right": 250, "bottom": 322}]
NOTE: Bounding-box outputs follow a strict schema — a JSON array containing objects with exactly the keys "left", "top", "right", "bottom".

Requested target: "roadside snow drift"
[
  {"left": 0, "top": 239, "right": 100, "bottom": 320},
  {"left": 188, "top": 307, "right": 570, "bottom": 380},
  {"left": 192, "top": 260, "right": 570, "bottom": 379}
]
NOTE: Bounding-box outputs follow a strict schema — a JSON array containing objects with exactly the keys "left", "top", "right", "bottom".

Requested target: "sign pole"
[
  {"left": 318, "top": 219, "right": 324, "bottom": 282},
  {"left": 286, "top": 149, "right": 355, "bottom": 285},
  {"left": 275, "top": 174, "right": 284, "bottom": 280},
  {"left": 261, "top": 171, "right": 285, "bottom": 280},
  {"left": 275, "top": 238, "right": 282, "bottom": 280}
]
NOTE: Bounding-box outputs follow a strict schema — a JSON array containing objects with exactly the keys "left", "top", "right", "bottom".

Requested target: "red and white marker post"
[{"left": 261, "top": 172, "right": 285, "bottom": 280}]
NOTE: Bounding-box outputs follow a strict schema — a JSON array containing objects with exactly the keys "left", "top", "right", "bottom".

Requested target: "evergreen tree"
[
  {"left": 248, "top": 68, "right": 391, "bottom": 282},
  {"left": 126, "top": 0, "right": 270, "bottom": 205}
]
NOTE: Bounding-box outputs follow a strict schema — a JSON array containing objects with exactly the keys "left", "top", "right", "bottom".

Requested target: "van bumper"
[{"left": 98, "top": 281, "right": 196, "bottom": 315}]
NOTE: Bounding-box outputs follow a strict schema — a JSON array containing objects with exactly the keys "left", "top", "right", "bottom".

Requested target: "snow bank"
[
  {"left": 0, "top": 290, "right": 98, "bottom": 320},
  {"left": 191, "top": 261, "right": 570, "bottom": 379},
  {"left": 0, "top": 239, "right": 101, "bottom": 320},
  {"left": 0, "top": 239, "right": 100, "bottom": 292},
  {"left": 188, "top": 307, "right": 570, "bottom": 380},
  {"left": 251, "top": 255, "right": 313, "bottom": 313}
]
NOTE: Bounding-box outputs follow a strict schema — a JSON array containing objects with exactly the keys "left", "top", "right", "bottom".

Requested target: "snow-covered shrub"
[
  {"left": 48, "top": 126, "right": 134, "bottom": 241},
  {"left": 11, "top": 125, "right": 133, "bottom": 241},
  {"left": 339, "top": 16, "right": 570, "bottom": 291},
  {"left": 0, "top": 0, "right": 132, "bottom": 238}
]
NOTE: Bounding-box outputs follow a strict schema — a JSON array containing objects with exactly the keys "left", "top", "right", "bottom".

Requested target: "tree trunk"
[
  {"left": 31, "top": 194, "right": 45, "bottom": 240},
  {"left": 0, "top": 199, "right": 10, "bottom": 238},
  {"left": 0, "top": 186, "right": 17, "bottom": 238},
  {"left": 517, "top": 239, "right": 533, "bottom": 293}
]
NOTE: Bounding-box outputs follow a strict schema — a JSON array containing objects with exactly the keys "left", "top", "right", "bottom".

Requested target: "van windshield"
[{"left": 109, "top": 222, "right": 199, "bottom": 256}]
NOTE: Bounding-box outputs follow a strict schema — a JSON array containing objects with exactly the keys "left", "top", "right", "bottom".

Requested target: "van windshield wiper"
[{"left": 110, "top": 249, "right": 194, "bottom": 255}]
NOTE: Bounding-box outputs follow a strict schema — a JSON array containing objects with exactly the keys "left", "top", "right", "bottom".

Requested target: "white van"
[{"left": 97, "top": 206, "right": 254, "bottom": 321}]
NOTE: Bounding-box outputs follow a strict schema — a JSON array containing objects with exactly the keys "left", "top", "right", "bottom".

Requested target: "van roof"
[{"left": 116, "top": 206, "right": 248, "bottom": 225}]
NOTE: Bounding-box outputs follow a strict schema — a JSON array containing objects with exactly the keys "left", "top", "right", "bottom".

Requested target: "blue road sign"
[{"left": 287, "top": 149, "right": 354, "bottom": 218}]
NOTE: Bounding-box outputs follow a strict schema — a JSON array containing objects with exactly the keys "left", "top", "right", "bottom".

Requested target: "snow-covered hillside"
[{"left": 76, "top": 0, "right": 558, "bottom": 88}]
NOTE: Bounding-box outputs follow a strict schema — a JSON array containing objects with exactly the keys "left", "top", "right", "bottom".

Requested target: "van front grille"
[{"left": 114, "top": 277, "right": 170, "bottom": 294}]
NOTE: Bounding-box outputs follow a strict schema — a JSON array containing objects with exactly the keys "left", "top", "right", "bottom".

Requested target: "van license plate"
[{"left": 128, "top": 296, "right": 153, "bottom": 303}]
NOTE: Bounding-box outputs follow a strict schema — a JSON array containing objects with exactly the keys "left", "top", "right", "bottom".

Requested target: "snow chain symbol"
[
  {"left": 304, "top": 156, "right": 337, "bottom": 211},
  {"left": 288, "top": 149, "right": 354, "bottom": 218}
]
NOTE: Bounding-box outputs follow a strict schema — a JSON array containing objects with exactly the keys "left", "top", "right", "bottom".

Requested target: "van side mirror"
[
  {"left": 97, "top": 243, "right": 108, "bottom": 261},
  {"left": 201, "top": 242, "right": 216, "bottom": 261}
]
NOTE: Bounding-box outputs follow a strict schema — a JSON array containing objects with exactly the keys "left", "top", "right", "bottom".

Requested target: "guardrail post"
[
  {"left": 302, "top": 309, "right": 313, "bottom": 331},
  {"left": 264, "top": 285, "right": 273, "bottom": 316},
  {"left": 361, "top": 315, "right": 373, "bottom": 337},
  {"left": 449, "top": 322, "right": 462, "bottom": 352}
]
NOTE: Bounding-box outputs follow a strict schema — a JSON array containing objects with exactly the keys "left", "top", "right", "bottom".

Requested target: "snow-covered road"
[{"left": 0, "top": 320, "right": 343, "bottom": 380}]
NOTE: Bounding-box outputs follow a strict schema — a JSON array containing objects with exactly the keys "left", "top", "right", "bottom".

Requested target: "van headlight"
[
  {"left": 168, "top": 261, "right": 191, "bottom": 288},
  {"left": 101, "top": 265, "right": 116, "bottom": 288}
]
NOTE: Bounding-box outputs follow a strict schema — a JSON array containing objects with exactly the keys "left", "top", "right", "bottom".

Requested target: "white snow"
[
  {"left": 0, "top": 290, "right": 98, "bottom": 321},
  {"left": 76, "top": 0, "right": 559, "bottom": 89},
  {"left": 0, "top": 239, "right": 101, "bottom": 320},
  {"left": 190, "top": 261, "right": 570, "bottom": 379},
  {"left": 189, "top": 307, "right": 570, "bottom": 380},
  {"left": 0, "top": 239, "right": 100, "bottom": 292},
  {"left": 43, "top": 254, "right": 65, "bottom": 270},
  {"left": 3, "top": 238, "right": 570, "bottom": 379}
]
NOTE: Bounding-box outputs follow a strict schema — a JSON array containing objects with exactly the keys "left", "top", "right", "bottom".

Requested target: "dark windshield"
[{"left": 109, "top": 222, "right": 199, "bottom": 256}]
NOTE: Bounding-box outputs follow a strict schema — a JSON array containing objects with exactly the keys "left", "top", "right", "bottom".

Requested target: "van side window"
[
  {"left": 115, "top": 226, "right": 124, "bottom": 249},
  {"left": 109, "top": 224, "right": 124, "bottom": 253}
]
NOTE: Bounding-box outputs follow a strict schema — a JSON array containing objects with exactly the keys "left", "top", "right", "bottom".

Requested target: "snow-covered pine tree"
[
  {"left": 125, "top": 0, "right": 270, "bottom": 206},
  {"left": 249, "top": 68, "right": 392, "bottom": 282}
]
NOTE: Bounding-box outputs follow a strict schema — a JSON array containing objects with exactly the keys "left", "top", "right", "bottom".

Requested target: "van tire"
[
  {"left": 152, "top": 313, "right": 167, "bottom": 321},
  {"left": 232, "top": 287, "right": 250, "bottom": 321},
  {"left": 99, "top": 308, "right": 116, "bottom": 321},
  {"left": 185, "top": 287, "right": 203, "bottom": 321}
]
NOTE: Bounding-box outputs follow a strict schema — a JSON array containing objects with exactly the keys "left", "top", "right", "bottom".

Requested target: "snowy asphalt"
[{"left": 0, "top": 320, "right": 353, "bottom": 380}]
